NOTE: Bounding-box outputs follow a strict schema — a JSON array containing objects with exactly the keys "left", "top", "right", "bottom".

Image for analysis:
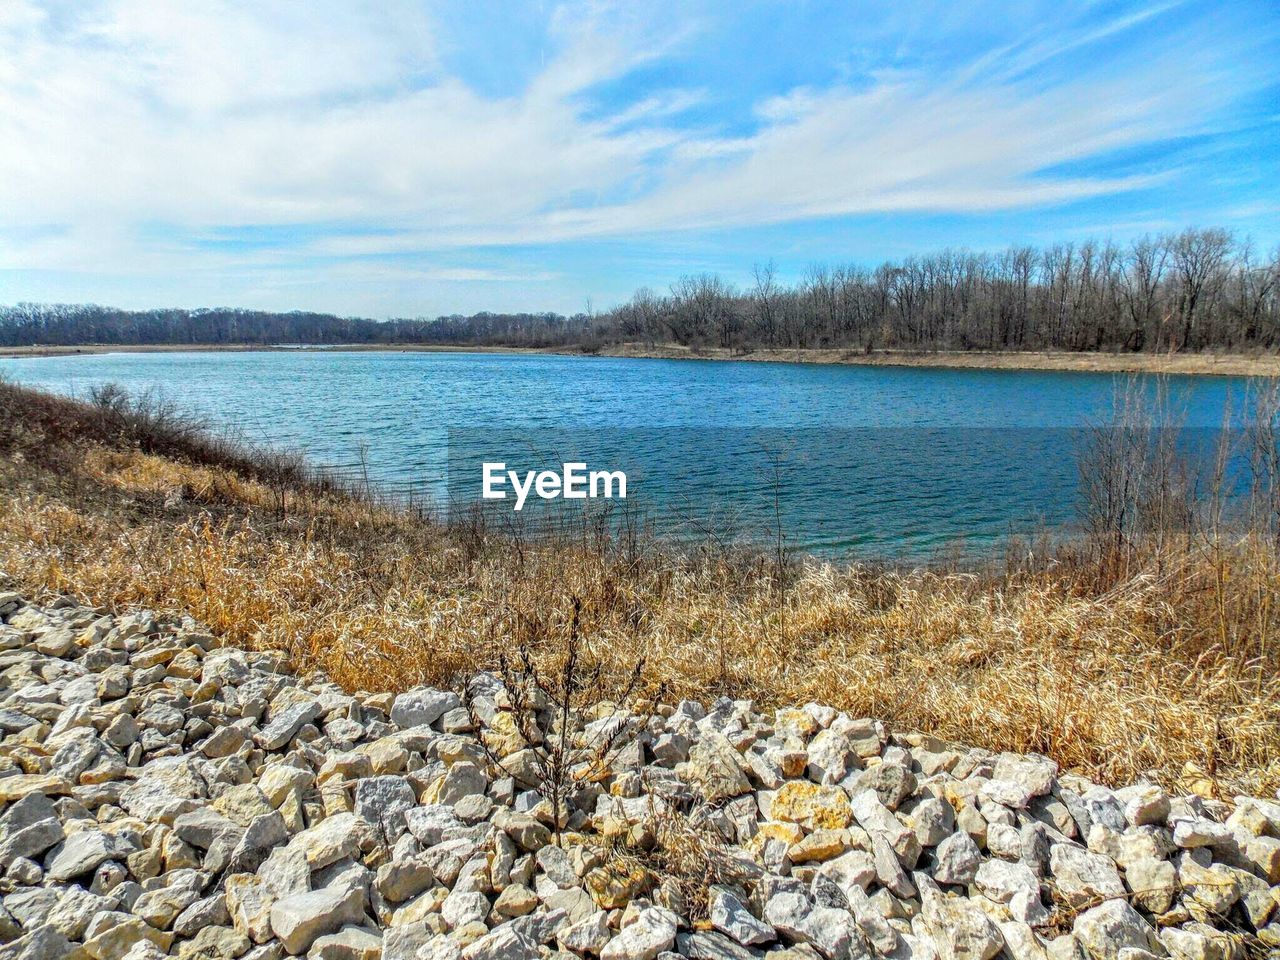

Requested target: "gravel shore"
[{"left": 0, "top": 591, "right": 1275, "bottom": 959}]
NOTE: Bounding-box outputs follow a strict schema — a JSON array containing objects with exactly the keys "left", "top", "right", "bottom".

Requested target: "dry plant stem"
[{"left": 467, "top": 594, "right": 649, "bottom": 845}]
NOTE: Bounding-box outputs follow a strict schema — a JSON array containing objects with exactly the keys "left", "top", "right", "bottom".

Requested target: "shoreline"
[{"left": 3, "top": 340, "right": 1280, "bottom": 376}]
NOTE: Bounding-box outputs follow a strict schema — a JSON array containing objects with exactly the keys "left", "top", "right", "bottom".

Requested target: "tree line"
[
  {"left": 607, "top": 228, "right": 1279, "bottom": 353},
  {"left": 0, "top": 305, "right": 586, "bottom": 348},
  {"left": 3, "top": 228, "right": 1277, "bottom": 353}
]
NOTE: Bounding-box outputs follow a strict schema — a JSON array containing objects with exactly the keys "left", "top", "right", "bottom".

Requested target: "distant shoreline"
[{"left": 3, "top": 340, "right": 1279, "bottom": 377}]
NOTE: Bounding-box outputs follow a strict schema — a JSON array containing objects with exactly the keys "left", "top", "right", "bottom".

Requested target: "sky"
[{"left": 0, "top": 0, "right": 1277, "bottom": 318}]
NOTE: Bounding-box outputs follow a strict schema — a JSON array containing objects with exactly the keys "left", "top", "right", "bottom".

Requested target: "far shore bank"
[{"left": 4, "top": 340, "right": 1280, "bottom": 376}]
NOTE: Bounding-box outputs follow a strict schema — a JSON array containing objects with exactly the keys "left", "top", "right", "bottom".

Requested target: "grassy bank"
[
  {"left": 2, "top": 379, "right": 1279, "bottom": 799},
  {"left": 5, "top": 340, "right": 1280, "bottom": 376},
  {"left": 593, "top": 343, "right": 1280, "bottom": 377}
]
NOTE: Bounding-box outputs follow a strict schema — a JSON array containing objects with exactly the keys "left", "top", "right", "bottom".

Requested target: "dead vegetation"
[{"left": 2, "top": 378, "right": 1280, "bottom": 799}]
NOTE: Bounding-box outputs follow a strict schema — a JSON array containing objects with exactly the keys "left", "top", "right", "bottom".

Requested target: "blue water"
[{"left": 0, "top": 350, "right": 1253, "bottom": 558}]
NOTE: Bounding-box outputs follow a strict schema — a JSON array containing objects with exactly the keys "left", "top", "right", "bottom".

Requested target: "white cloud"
[{"left": 0, "top": 0, "right": 1269, "bottom": 290}]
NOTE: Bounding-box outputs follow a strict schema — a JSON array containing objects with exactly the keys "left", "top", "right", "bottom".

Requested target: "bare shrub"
[{"left": 466, "top": 595, "right": 650, "bottom": 844}]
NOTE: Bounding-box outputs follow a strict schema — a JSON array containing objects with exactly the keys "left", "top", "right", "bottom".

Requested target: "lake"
[{"left": 0, "top": 350, "right": 1254, "bottom": 558}]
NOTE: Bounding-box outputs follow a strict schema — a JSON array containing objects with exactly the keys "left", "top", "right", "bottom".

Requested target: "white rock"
[
  {"left": 269, "top": 873, "right": 368, "bottom": 955},
  {"left": 710, "top": 885, "right": 775, "bottom": 946},
  {"left": 441, "top": 889, "right": 491, "bottom": 929},
  {"left": 462, "top": 924, "right": 540, "bottom": 960},
  {"left": 254, "top": 699, "right": 322, "bottom": 751},
  {"left": 44, "top": 830, "right": 137, "bottom": 881},
  {"left": 308, "top": 925, "right": 383, "bottom": 960},
  {"left": 390, "top": 688, "right": 461, "bottom": 729},
  {"left": 915, "top": 873, "right": 1004, "bottom": 960},
  {"left": 1114, "top": 785, "right": 1170, "bottom": 828},
  {"left": 560, "top": 910, "right": 612, "bottom": 954},
  {"left": 353, "top": 775, "right": 417, "bottom": 837},
  {"left": 286, "top": 812, "right": 367, "bottom": 869},
  {"left": 1049, "top": 844, "right": 1126, "bottom": 909},
  {"left": 601, "top": 906, "right": 679, "bottom": 960},
  {"left": 983, "top": 756, "right": 1057, "bottom": 809},
  {"left": 932, "top": 831, "right": 982, "bottom": 885},
  {"left": 974, "top": 860, "right": 1047, "bottom": 924},
  {"left": 763, "top": 893, "right": 855, "bottom": 959},
  {"left": 1072, "top": 900, "right": 1158, "bottom": 960}
]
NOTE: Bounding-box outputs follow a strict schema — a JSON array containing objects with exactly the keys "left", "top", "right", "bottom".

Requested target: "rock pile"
[{"left": 0, "top": 591, "right": 1276, "bottom": 960}]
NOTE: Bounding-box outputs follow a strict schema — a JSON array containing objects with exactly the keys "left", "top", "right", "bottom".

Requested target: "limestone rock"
[{"left": 269, "top": 874, "right": 368, "bottom": 955}]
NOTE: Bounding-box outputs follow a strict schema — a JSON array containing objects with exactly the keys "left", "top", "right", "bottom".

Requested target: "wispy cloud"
[{"left": 0, "top": 0, "right": 1275, "bottom": 314}]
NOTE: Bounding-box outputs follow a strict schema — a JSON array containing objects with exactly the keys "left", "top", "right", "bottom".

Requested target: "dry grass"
[
  {"left": 2, "top": 379, "right": 1279, "bottom": 800},
  {"left": 593, "top": 343, "right": 1280, "bottom": 377}
]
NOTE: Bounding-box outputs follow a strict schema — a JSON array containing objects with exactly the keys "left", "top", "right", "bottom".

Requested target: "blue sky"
[{"left": 1, "top": 0, "right": 1277, "bottom": 317}]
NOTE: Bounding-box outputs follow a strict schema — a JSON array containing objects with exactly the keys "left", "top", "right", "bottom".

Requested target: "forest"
[{"left": 3, "top": 228, "right": 1277, "bottom": 353}]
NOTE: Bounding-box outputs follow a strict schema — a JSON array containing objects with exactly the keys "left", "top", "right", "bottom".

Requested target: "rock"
[
  {"left": 34, "top": 628, "right": 74, "bottom": 657},
  {"left": 391, "top": 688, "right": 461, "bottom": 729},
  {"left": 259, "top": 764, "right": 315, "bottom": 807},
  {"left": 353, "top": 775, "right": 417, "bottom": 837},
  {"left": 683, "top": 734, "right": 751, "bottom": 802},
  {"left": 376, "top": 857, "right": 435, "bottom": 904},
  {"left": 816, "top": 849, "right": 877, "bottom": 898},
  {"left": 1177, "top": 854, "right": 1241, "bottom": 920},
  {"left": 212, "top": 783, "right": 276, "bottom": 827},
  {"left": 853, "top": 762, "right": 917, "bottom": 811},
  {"left": 559, "top": 911, "right": 612, "bottom": 954},
  {"left": 441, "top": 889, "right": 491, "bottom": 929},
  {"left": 710, "top": 885, "right": 775, "bottom": 946},
  {"left": 1124, "top": 857, "right": 1177, "bottom": 914},
  {"left": 45, "top": 886, "right": 115, "bottom": 939},
  {"left": 1114, "top": 785, "right": 1170, "bottom": 828},
  {"left": 461, "top": 924, "right": 539, "bottom": 960},
  {"left": 492, "top": 883, "right": 535, "bottom": 919},
  {"left": 287, "top": 812, "right": 366, "bottom": 869},
  {"left": 81, "top": 916, "right": 174, "bottom": 960},
  {"left": 133, "top": 883, "right": 201, "bottom": 930},
  {"left": 226, "top": 810, "right": 289, "bottom": 874},
  {"left": 173, "top": 805, "right": 244, "bottom": 850},
  {"left": 973, "top": 859, "right": 1047, "bottom": 924},
  {"left": 764, "top": 893, "right": 855, "bottom": 960},
  {"left": 849, "top": 790, "right": 918, "bottom": 865},
  {"left": 601, "top": 906, "right": 678, "bottom": 960},
  {"left": 983, "top": 756, "right": 1057, "bottom": 809},
  {"left": 44, "top": 829, "right": 136, "bottom": 881},
  {"left": 676, "top": 931, "right": 761, "bottom": 960},
  {"left": 122, "top": 943, "right": 170, "bottom": 960},
  {"left": 422, "top": 762, "right": 488, "bottom": 806},
  {"left": 120, "top": 756, "right": 206, "bottom": 823},
  {"left": 172, "top": 893, "right": 231, "bottom": 937},
  {"left": 255, "top": 701, "right": 323, "bottom": 751},
  {"left": 0, "top": 811, "right": 64, "bottom": 867},
  {"left": 175, "top": 925, "right": 250, "bottom": 959},
  {"left": 0, "top": 924, "right": 81, "bottom": 960},
  {"left": 0, "top": 775, "right": 72, "bottom": 803},
  {"left": 307, "top": 925, "right": 383, "bottom": 960},
  {"left": 384, "top": 922, "right": 440, "bottom": 960},
  {"left": 269, "top": 874, "right": 368, "bottom": 955},
  {"left": 933, "top": 830, "right": 982, "bottom": 885},
  {"left": 1072, "top": 900, "right": 1159, "bottom": 960},
  {"left": 917, "top": 875, "right": 1004, "bottom": 960},
  {"left": 1049, "top": 844, "right": 1126, "bottom": 908},
  {"left": 905, "top": 796, "right": 955, "bottom": 848},
  {"left": 772, "top": 781, "right": 853, "bottom": 831},
  {"left": 226, "top": 874, "right": 279, "bottom": 943},
  {"left": 492, "top": 809, "right": 552, "bottom": 851}
]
